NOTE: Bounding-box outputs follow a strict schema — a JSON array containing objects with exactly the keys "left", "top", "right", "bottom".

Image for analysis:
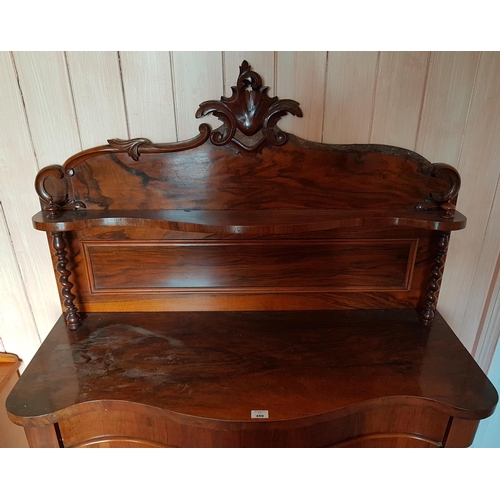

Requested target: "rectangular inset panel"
[{"left": 83, "top": 239, "right": 417, "bottom": 294}]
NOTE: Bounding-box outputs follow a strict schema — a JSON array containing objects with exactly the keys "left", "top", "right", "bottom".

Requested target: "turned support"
[
  {"left": 421, "top": 231, "right": 450, "bottom": 326},
  {"left": 51, "top": 231, "right": 81, "bottom": 330}
]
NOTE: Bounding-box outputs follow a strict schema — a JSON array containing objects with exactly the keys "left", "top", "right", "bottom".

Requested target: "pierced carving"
[
  {"left": 35, "top": 166, "right": 86, "bottom": 218},
  {"left": 52, "top": 231, "right": 81, "bottom": 330},
  {"left": 415, "top": 163, "right": 461, "bottom": 219},
  {"left": 107, "top": 138, "right": 153, "bottom": 161},
  {"left": 421, "top": 231, "right": 450, "bottom": 326},
  {"left": 196, "top": 60, "right": 303, "bottom": 154}
]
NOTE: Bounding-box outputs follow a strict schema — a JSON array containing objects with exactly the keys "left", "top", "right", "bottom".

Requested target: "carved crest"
[{"left": 196, "top": 61, "right": 303, "bottom": 154}]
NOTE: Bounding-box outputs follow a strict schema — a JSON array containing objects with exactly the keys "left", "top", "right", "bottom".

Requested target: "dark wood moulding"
[{"left": 32, "top": 209, "right": 466, "bottom": 234}]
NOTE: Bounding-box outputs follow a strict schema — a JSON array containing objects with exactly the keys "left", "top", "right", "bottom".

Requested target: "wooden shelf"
[{"left": 32, "top": 209, "right": 466, "bottom": 234}]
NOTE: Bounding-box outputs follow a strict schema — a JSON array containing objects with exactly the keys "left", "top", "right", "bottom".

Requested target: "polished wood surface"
[
  {"left": 6, "top": 310, "right": 497, "bottom": 447},
  {"left": 32, "top": 208, "right": 467, "bottom": 234},
  {"left": 49, "top": 226, "right": 438, "bottom": 314},
  {"left": 7, "top": 60, "right": 497, "bottom": 447},
  {"left": 37, "top": 138, "right": 457, "bottom": 215}
]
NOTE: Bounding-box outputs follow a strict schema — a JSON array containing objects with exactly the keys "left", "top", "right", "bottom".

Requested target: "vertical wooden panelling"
[
  {"left": 66, "top": 51, "right": 128, "bottom": 148},
  {"left": 223, "top": 52, "right": 275, "bottom": 95},
  {"left": 439, "top": 52, "right": 500, "bottom": 351},
  {"left": 171, "top": 52, "right": 223, "bottom": 140},
  {"left": 474, "top": 246, "right": 500, "bottom": 372},
  {"left": 0, "top": 204, "right": 40, "bottom": 368},
  {"left": 323, "top": 51, "right": 379, "bottom": 144},
  {"left": 413, "top": 52, "right": 481, "bottom": 349},
  {"left": 371, "top": 52, "right": 429, "bottom": 149},
  {"left": 13, "top": 51, "right": 82, "bottom": 166},
  {"left": 119, "top": 52, "right": 177, "bottom": 143},
  {"left": 0, "top": 52, "right": 59, "bottom": 342},
  {"left": 276, "top": 52, "right": 327, "bottom": 142},
  {"left": 416, "top": 52, "right": 479, "bottom": 164},
  {"left": 462, "top": 173, "right": 500, "bottom": 355}
]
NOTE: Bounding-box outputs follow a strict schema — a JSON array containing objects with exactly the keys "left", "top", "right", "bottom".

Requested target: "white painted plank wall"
[
  {"left": 223, "top": 52, "right": 275, "bottom": 96},
  {"left": 1, "top": 51, "right": 499, "bottom": 376},
  {"left": 171, "top": 52, "right": 223, "bottom": 140},
  {"left": 371, "top": 52, "right": 430, "bottom": 150},
  {"left": 0, "top": 52, "right": 59, "bottom": 346},
  {"left": 120, "top": 51, "right": 177, "bottom": 143},
  {"left": 13, "top": 52, "right": 82, "bottom": 165},
  {"left": 276, "top": 51, "right": 327, "bottom": 141},
  {"left": 439, "top": 52, "right": 500, "bottom": 351},
  {"left": 65, "top": 51, "right": 129, "bottom": 148},
  {"left": 323, "top": 51, "right": 379, "bottom": 144},
  {"left": 0, "top": 203, "right": 40, "bottom": 368},
  {"left": 414, "top": 52, "right": 480, "bottom": 348}
]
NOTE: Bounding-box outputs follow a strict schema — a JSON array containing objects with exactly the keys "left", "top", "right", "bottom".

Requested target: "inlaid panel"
[{"left": 82, "top": 239, "right": 418, "bottom": 294}]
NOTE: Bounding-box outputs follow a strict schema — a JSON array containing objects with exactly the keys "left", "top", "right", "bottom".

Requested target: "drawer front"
[{"left": 58, "top": 404, "right": 449, "bottom": 448}]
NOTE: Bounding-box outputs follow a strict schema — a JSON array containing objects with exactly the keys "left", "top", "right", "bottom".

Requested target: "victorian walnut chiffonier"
[{"left": 6, "top": 61, "right": 497, "bottom": 448}]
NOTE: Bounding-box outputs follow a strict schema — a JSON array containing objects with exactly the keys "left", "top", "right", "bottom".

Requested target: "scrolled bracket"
[
  {"left": 35, "top": 165, "right": 86, "bottom": 219},
  {"left": 415, "top": 163, "right": 461, "bottom": 219},
  {"left": 196, "top": 60, "right": 302, "bottom": 155}
]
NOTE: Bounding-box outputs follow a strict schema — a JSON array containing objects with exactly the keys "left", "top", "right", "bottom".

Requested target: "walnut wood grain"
[
  {"left": 442, "top": 417, "right": 480, "bottom": 447},
  {"left": 7, "top": 309, "right": 496, "bottom": 447},
  {"left": 32, "top": 209, "right": 467, "bottom": 234},
  {"left": 83, "top": 238, "right": 417, "bottom": 292},
  {"left": 57, "top": 405, "right": 449, "bottom": 448},
  {"left": 39, "top": 226, "right": 436, "bottom": 314},
  {"left": 24, "top": 425, "right": 61, "bottom": 447},
  {"left": 52, "top": 138, "right": 457, "bottom": 213}
]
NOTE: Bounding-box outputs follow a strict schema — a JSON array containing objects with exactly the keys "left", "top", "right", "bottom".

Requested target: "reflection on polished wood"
[
  {"left": 7, "top": 61, "right": 497, "bottom": 447},
  {"left": 7, "top": 310, "right": 497, "bottom": 447}
]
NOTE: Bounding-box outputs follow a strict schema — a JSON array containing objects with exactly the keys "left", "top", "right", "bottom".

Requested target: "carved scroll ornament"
[
  {"left": 196, "top": 61, "right": 303, "bottom": 154},
  {"left": 415, "top": 163, "right": 461, "bottom": 219},
  {"left": 35, "top": 165, "right": 86, "bottom": 218}
]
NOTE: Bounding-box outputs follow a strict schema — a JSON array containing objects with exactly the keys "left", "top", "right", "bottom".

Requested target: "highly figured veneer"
[{"left": 6, "top": 61, "right": 497, "bottom": 447}]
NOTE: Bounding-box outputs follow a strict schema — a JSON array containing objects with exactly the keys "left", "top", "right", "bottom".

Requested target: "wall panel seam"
[
  {"left": 9, "top": 52, "right": 40, "bottom": 172},
  {"left": 117, "top": 51, "right": 131, "bottom": 140},
  {"left": 320, "top": 52, "right": 329, "bottom": 144},
  {"left": 273, "top": 52, "right": 277, "bottom": 95},
  {"left": 456, "top": 52, "right": 482, "bottom": 172},
  {"left": 221, "top": 51, "right": 226, "bottom": 96},
  {"left": 413, "top": 51, "right": 432, "bottom": 152},
  {"left": 169, "top": 51, "right": 179, "bottom": 142},
  {"left": 368, "top": 52, "right": 381, "bottom": 143},
  {"left": 64, "top": 51, "right": 84, "bottom": 151}
]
